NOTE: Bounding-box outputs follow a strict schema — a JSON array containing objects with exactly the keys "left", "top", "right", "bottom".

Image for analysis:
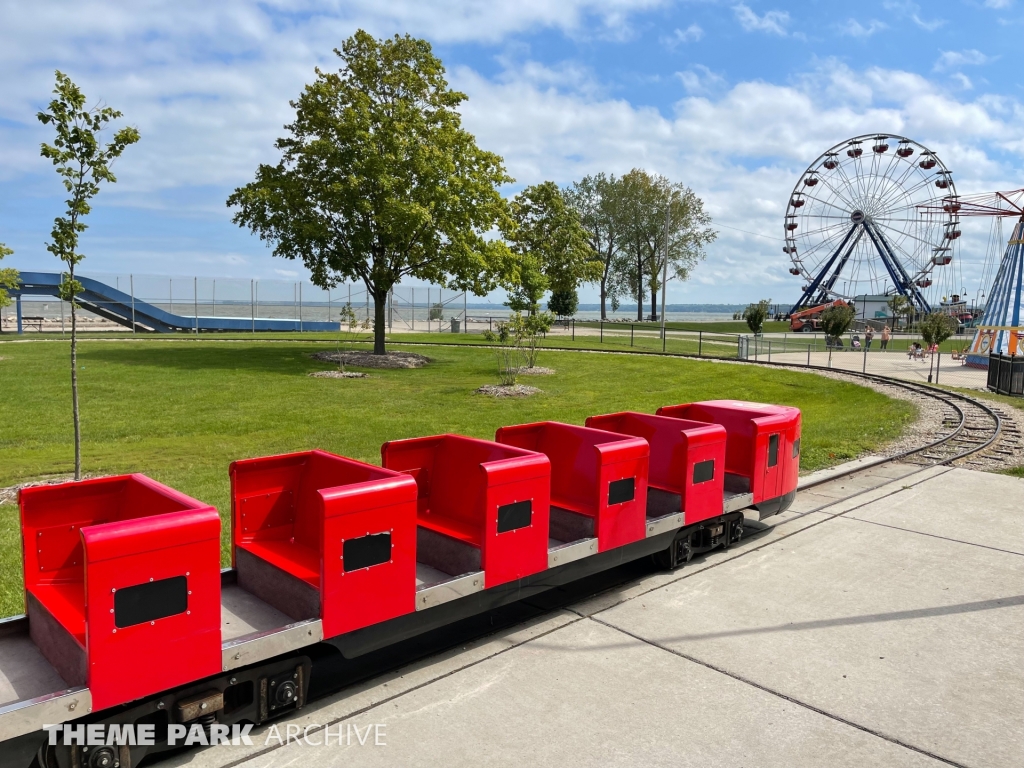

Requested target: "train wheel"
[
  {"left": 730, "top": 519, "right": 744, "bottom": 545},
  {"left": 653, "top": 530, "right": 693, "bottom": 570}
]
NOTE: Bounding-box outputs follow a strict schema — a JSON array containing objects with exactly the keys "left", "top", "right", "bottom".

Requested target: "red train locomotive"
[{"left": 0, "top": 400, "right": 800, "bottom": 768}]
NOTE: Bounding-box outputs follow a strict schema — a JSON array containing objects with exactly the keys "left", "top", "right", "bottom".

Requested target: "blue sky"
[{"left": 0, "top": 0, "right": 1021, "bottom": 304}]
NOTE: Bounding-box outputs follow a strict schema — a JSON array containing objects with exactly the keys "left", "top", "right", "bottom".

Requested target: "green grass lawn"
[{"left": 0, "top": 339, "right": 916, "bottom": 617}]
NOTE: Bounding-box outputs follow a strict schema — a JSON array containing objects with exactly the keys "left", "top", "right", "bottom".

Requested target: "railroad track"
[{"left": 374, "top": 337, "right": 1021, "bottom": 479}]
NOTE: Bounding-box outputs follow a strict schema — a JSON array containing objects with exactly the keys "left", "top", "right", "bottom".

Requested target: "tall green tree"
[
  {"left": 0, "top": 244, "right": 19, "bottom": 326},
  {"left": 229, "top": 31, "right": 514, "bottom": 355},
  {"left": 565, "top": 173, "right": 623, "bottom": 320},
  {"left": 644, "top": 184, "right": 716, "bottom": 321},
  {"left": 38, "top": 71, "right": 140, "bottom": 480},
  {"left": 547, "top": 287, "right": 578, "bottom": 318},
  {"left": 505, "top": 181, "right": 600, "bottom": 314},
  {"left": 616, "top": 169, "right": 662, "bottom": 321}
]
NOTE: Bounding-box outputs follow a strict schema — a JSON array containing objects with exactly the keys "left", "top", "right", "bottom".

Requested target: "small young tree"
[
  {"left": 334, "top": 302, "right": 370, "bottom": 371},
  {"left": 886, "top": 295, "right": 913, "bottom": 330},
  {"left": 919, "top": 311, "right": 959, "bottom": 383},
  {"left": 547, "top": 287, "right": 578, "bottom": 318},
  {"left": 483, "top": 317, "right": 525, "bottom": 385},
  {"left": 37, "top": 71, "right": 140, "bottom": 480},
  {"left": 820, "top": 303, "right": 856, "bottom": 366},
  {"left": 742, "top": 299, "right": 771, "bottom": 335},
  {"left": 428, "top": 302, "right": 444, "bottom": 321},
  {"left": 0, "top": 244, "right": 20, "bottom": 331}
]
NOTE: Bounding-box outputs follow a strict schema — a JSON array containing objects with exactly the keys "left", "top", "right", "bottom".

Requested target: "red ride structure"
[{"left": 1, "top": 400, "right": 801, "bottom": 768}]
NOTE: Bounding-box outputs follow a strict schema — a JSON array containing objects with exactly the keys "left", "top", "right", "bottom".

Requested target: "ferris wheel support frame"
[{"left": 787, "top": 221, "right": 932, "bottom": 316}]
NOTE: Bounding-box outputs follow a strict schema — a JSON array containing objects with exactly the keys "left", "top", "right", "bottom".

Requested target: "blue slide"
[{"left": 10, "top": 272, "right": 339, "bottom": 333}]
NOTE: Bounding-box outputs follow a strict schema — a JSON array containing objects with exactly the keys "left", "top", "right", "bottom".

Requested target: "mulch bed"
[
  {"left": 308, "top": 371, "right": 369, "bottom": 379},
  {"left": 310, "top": 351, "right": 430, "bottom": 369},
  {"left": 518, "top": 366, "right": 555, "bottom": 375},
  {"left": 475, "top": 384, "right": 542, "bottom": 398}
]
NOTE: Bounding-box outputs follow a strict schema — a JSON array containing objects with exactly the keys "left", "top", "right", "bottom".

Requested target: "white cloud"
[
  {"left": 983, "top": 0, "right": 1012, "bottom": 9},
  {"left": 732, "top": 4, "right": 791, "bottom": 36},
  {"left": 670, "top": 23, "right": 704, "bottom": 44},
  {"left": 951, "top": 73, "right": 974, "bottom": 90},
  {"left": 675, "top": 65, "right": 727, "bottom": 95},
  {"left": 838, "top": 18, "right": 887, "bottom": 38},
  {"left": 934, "top": 49, "right": 993, "bottom": 71},
  {"left": 882, "top": 1, "right": 946, "bottom": 31},
  {"left": 450, "top": 58, "right": 1022, "bottom": 297},
  {"left": 0, "top": 1, "right": 1019, "bottom": 300}
]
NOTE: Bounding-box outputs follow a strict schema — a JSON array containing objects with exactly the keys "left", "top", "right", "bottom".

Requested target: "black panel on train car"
[
  {"left": 608, "top": 477, "right": 635, "bottom": 505},
  {"left": 497, "top": 500, "right": 532, "bottom": 533},
  {"left": 343, "top": 532, "right": 392, "bottom": 571},
  {"left": 114, "top": 575, "right": 188, "bottom": 628},
  {"left": 692, "top": 459, "right": 715, "bottom": 484}
]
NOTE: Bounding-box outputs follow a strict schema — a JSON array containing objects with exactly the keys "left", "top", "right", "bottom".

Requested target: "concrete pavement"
[{"left": 167, "top": 466, "right": 1024, "bottom": 768}]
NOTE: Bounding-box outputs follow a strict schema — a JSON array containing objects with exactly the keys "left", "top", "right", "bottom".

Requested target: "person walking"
[
  {"left": 881, "top": 325, "right": 891, "bottom": 352},
  {"left": 865, "top": 327, "right": 874, "bottom": 350}
]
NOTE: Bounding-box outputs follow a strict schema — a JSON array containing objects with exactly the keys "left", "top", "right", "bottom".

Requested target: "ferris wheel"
[{"left": 784, "top": 133, "right": 960, "bottom": 315}]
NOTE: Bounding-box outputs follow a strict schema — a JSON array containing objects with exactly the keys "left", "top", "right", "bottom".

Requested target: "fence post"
[
  {"left": 600, "top": 322, "right": 603, "bottom": 343},
  {"left": 464, "top": 291, "right": 467, "bottom": 333},
  {"left": 488, "top": 316, "right": 492, "bottom": 334},
  {"left": 255, "top": 281, "right": 259, "bottom": 328},
  {"left": 389, "top": 288, "right": 393, "bottom": 332},
  {"left": 169, "top": 279, "right": 172, "bottom": 319},
  {"left": 630, "top": 324, "right": 634, "bottom": 347},
  {"left": 807, "top": 344, "right": 811, "bottom": 366},
  {"left": 662, "top": 326, "right": 667, "bottom": 352},
  {"left": 767, "top": 341, "right": 771, "bottom": 362},
  {"left": 935, "top": 352, "right": 941, "bottom": 384},
  {"left": 698, "top": 330, "right": 702, "bottom": 357},
  {"left": 130, "top": 274, "right": 136, "bottom": 335},
  {"left": 251, "top": 280, "right": 255, "bottom": 333},
  {"left": 571, "top": 319, "right": 575, "bottom": 341},
  {"left": 411, "top": 287, "right": 415, "bottom": 331},
  {"left": 863, "top": 342, "right": 867, "bottom": 373},
  {"left": 212, "top": 279, "right": 216, "bottom": 318},
  {"left": 194, "top": 276, "right": 198, "bottom": 336},
  {"left": 60, "top": 295, "right": 65, "bottom": 337},
  {"left": 299, "top": 282, "right": 303, "bottom": 332}
]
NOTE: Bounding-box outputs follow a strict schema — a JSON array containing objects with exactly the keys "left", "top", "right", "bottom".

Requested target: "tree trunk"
[
  {"left": 600, "top": 279, "right": 607, "bottom": 321},
  {"left": 650, "top": 285, "right": 657, "bottom": 322},
  {"left": 372, "top": 289, "right": 387, "bottom": 355},
  {"left": 636, "top": 259, "right": 643, "bottom": 322},
  {"left": 69, "top": 266, "right": 81, "bottom": 480}
]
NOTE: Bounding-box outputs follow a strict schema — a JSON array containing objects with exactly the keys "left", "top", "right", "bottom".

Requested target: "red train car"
[
  {"left": 0, "top": 400, "right": 802, "bottom": 768},
  {"left": 656, "top": 400, "right": 801, "bottom": 517}
]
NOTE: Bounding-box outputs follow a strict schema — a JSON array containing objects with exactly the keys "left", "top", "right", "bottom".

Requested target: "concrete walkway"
[
  {"left": 170, "top": 466, "right": 1024, "bottom": 768},
  {"left": 767, "top": 349, "right": 988, "bottom": 388}
]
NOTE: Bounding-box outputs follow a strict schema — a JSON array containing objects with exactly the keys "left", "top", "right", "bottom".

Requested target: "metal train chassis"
[{"left": 4, "top": 509, "right": 750, "bottom": 768}]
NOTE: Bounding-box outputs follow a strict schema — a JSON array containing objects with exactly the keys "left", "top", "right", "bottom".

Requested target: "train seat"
[
  {"left": 657, "top": 400, "right": 801, "bottom": 516},
  {"left": 585, "top": 412, "right": 726, "bottom": 526},
  {"left": 19, "top": 474, "right": 221, "bottom": 710},
  {"left": 230, "top": 450, "right": 418, "bottom": 638},
  {"left": 495, "top": 421, "right": 650, "bottom": 551},
  {"left": 382, "top": 434, "right": 550, "bottom": 587}
]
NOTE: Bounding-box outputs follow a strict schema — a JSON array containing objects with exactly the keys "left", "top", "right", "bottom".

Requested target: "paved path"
[{"left": 169, "top": 465, "right": 1024, "bottom": 768}]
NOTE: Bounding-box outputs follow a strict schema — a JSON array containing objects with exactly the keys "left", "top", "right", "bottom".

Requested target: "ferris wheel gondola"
[{"left": 784, "top": 133, "right": 959, "bottom": 315}]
